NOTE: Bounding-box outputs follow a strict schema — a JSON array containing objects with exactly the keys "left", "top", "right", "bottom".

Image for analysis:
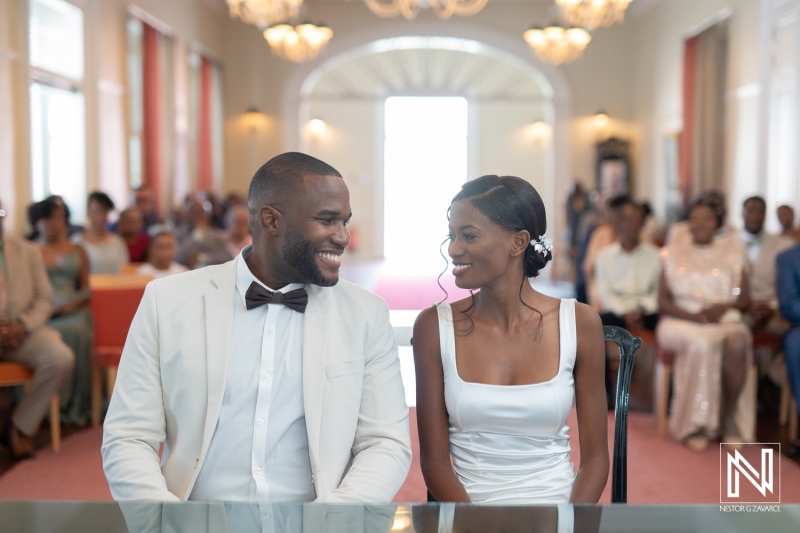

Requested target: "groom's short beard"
[{"left": 282, "top": 227, "right": 337, "bottom": 287}]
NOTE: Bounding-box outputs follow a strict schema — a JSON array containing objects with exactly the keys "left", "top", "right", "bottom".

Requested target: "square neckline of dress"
[{"left": 442, "top": 299, "right": 564, "bottom": 388}]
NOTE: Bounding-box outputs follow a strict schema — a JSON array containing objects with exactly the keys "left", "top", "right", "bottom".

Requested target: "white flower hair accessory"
[{"left": 530, "top": 234, "right": 553, "bottom": 255}]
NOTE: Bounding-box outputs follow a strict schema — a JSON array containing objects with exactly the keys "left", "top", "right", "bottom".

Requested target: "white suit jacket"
[{"left": 101, "top": 259, "right": 411, "bottom": 502}]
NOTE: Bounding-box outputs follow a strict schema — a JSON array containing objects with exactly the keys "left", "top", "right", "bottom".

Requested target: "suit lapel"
[
  {"left": 200, "top": 261, "right": 237, "bottom": 453},
  {"left": 303, "top": 284, "right": 330, "bottom": 479}
]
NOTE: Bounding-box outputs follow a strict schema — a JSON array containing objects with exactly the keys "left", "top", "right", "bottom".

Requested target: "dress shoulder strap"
[
  {"left": 558, "top": 298, "right": 578, "bottom": 372},
  {"left": 435, "top": 302, "right": 457, "bottom": 374}
]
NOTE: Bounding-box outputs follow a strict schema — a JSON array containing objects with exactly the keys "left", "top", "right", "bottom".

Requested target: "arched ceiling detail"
[{"left": 305, "top": 36, "right": 550, "bottom": 102}]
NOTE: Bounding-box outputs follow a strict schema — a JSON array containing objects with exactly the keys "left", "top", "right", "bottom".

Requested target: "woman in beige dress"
[
  {"left": 72, "top": 191, "right": 128, "bottom": 274},
  {"left": 657, "top": 198, "right": 753, "bottom": 451}
]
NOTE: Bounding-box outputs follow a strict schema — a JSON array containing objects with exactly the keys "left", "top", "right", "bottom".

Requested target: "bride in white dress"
[{"left": 413, "top": 175, "right": 609, "bottom": 504}]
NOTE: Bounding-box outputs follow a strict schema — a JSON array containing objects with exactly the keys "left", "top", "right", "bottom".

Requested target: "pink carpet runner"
[
  {"left": 2, "top": 408, "right": 798, "bottom": 503},
  {"left": 373, "top": 275, "right": 473, "bottom": 310}
]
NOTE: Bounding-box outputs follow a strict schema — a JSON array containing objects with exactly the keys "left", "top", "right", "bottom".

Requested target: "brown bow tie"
[{"left": 245, "top": 282, "right": 308, "bottom": 313}]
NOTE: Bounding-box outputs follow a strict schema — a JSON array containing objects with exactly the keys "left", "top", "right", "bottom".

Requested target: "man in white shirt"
[
  {"left": 740, "top": 196, "right": 794, "bottom": 334},
  {"left": 595, "top": 200, "right": 661, "bottom": 409},
  {"left": 102, "top": 152, "right": 411, "bottom": 503},
  {"left": 595, "top": 200, "right": 661, "bottom": 331}
]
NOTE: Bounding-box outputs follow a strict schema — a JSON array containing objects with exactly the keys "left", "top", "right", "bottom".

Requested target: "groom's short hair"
[{"left": 248, "top": 152, "right": 342, "bottom": 209}]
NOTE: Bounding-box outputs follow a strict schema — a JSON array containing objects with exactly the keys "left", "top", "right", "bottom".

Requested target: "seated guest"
[
  {"left": 740, "top": 196, "right": 794, "bottom": 334},
  {"left": 666, "top": 190, "right": 744, "bottom": 256},
  {"left": 566, "top": 181, "right": 589, "bottom": 262},
  {"left": 0, "top": 200, "right": 73, "bottom": 459},
  {"left": 73, "top": 192, "right": 129, "bottom": 274},
  {"left": 595, "top": 200, "right": 660, "bottom": 408},
  {"left": 25, "top": 195, "right": 82, "bottom": 241},
  {"left": 582, "top": 195, "right": 628, "bottom": 310},
  {"left": 573, "top": 189, "right": 603, "bottom": 304},
  {"left": 32, "top": 199, "right": 93, "bottom": 426},
  {"left": 175, "top": 196, "right": 232, "bottom": 269},
  {"left": 224, "top": 205, "right": 252, "bottom": 259},
  {"left": 116, "top": 208, "right": 150, "bottom": 263},
  {"left": 640, "top": 201, "right": 665, "bottom": 246},
  {"left": 778, "top": 204, "right": 800, "bottom": 241},
  {"left": 133, "top": 185, "right": 163, "bottom": 233},
  {"left": 657, "top": 197, "right": 754, "bottom": 452},
  {"left": 777, "top": 242, "right": 800, "bottom": 456},
  {"left": 223, "top": 191, "right": 245, "bottom": 212},
  {"left": 595, "top": 199, "right": 660, "bottom": 330},
  {"left": 136, "top": 232, "right": 187, "bottom": 279}
]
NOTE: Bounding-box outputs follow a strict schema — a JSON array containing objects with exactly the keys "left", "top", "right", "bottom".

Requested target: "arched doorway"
[{"left": 283, "top": 23, "right": 572, "bottom": 279}]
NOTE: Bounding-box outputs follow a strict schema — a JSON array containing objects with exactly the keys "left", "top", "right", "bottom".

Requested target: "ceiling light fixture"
[
  {"left": 363, "top": 0, "right": 489, "bottom": 21},
  {"left": 263, "top": 23, "right": 333, "bottom": 63},
  {"left": 523, "top": 24, "right": 591, "bottom": 65},
  {"left": 555, "top": 0, "right": 633, "bottom": 30},
  {"left": 226, "top": 0, "right": 303, "bottom": 28}
]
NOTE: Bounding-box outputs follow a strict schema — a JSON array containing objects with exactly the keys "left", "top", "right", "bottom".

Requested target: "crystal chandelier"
[
  {"left": 523, "top": 25, "right": 591, "bottom": 65},
  {"left": 363, "top": 0, "right": 489, "bottom": 20},
  {"left": 263, "top": 23, "right": 333, "bottom": 63},
  {"left": 555, "top": 0, "right": 633, "bottom": 30},
  {"left": 226, "top": 0, "right": 303, "bottom": 28}
]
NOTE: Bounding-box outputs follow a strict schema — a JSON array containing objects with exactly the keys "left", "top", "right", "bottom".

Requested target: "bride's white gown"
[{"left": 436, "top": 299, "right": 577, "bottom": 504}]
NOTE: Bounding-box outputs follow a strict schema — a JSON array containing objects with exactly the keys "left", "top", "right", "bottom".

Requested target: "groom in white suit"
[{"left": 102, "top": 152, "right": 411, "bottom": 502}]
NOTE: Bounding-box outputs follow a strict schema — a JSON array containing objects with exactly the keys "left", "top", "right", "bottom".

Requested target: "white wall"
[
  {"left": 4, "top": 0, "right": 781, "bottom": 249},
  {"left": 221, "top": 2, "right": 639, "bottom": 196},
  {"left": 630, "top": 0, "right": 763, "bottom": 225},
  {"left": 302, "top": 100, "right": 382, "bottom": 258},
  {"left": 0, "top": 0, "right": 225, "bottom": 235},
  {"left": 218, "top": 2, "right": 639, "bottom": 275}
]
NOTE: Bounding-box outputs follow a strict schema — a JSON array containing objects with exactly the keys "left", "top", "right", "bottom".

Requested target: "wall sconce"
[
  {"left": 594, "top": 109, "right": 609, "bottom": 129},
  {"left": 307, "top": 118, "right": 327, "bottom": 140},
  {"left": 308, "top": 118, "right": 326, "bottom": 135},
  {"left": 529, "top": 119, "right": 552, "bottom": 142},
  {"left": 244, "top": 106, "right": 265, "bottom": 133}
]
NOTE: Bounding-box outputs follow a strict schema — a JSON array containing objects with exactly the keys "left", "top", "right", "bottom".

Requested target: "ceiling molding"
[
  {"left": 198, "top": 0, "right": 227, "bottom": 16},
  {"left": 627, "top": 0, "right": 665, "bottom": 19}
]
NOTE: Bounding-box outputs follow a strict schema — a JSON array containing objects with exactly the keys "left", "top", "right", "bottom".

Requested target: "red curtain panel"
[{"left": 142, "top": 23, "right": 164, "bottom": 216}]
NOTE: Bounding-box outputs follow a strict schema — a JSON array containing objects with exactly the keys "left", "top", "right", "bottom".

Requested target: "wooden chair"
[
  {"left": 0, "top": 362, "right": 60, "bottom": 452},
  {"left": 779, "top": 372, "right": 798, "bottom": 442},
  {"left": 121, "top": 263, "right": 144, "bottom": 275},
  {"left": 774, "top": 335, "right": 798, "bottom": 442},
  {"left": 604, "top": 325, "right": 642, "bottom": 504},
  {"left": 89, "top": 275, "right": 150, "bottom": 426},
  {"left": 654, "top": 347, "right": 676, "bottom": 438}
]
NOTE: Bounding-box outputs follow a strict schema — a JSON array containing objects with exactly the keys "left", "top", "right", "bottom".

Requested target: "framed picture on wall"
[
  {"left": 599, "top": 158, "right": 629, "bottom": 198},
  {"left": 596, "top": 137, "right": 631, "bottom": 198}
]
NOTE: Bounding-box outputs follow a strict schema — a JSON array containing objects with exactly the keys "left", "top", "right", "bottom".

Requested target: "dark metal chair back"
[{"left": 604, "top": 325, "right": 643, "bottom": 504}]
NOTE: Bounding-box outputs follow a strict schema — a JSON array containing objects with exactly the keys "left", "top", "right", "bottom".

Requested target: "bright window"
[
  {"left": 29, "top": 82, "right": 86, "bottom": 216},
  {"left": 29, "top": 0, "right": 84, "bottom": 79},
  {"left": 383, "top": 97, "right": 468, "bottom": 271},
  {"left": 28, "top": 0, "right": 87, "bottom": 222}
]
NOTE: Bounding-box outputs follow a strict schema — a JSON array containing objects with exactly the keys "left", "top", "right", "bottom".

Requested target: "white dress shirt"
[
  {"left": 594, "top": 241, "right": 661, "bottom": 315},
  {"left": 740, "top": 230, "right": 763, "bottom": 265},
  {"left": 190, "top": 246, "right": 314, "bottom": 501}
]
